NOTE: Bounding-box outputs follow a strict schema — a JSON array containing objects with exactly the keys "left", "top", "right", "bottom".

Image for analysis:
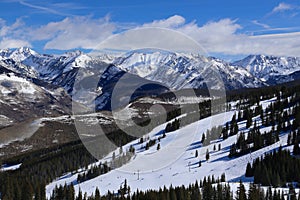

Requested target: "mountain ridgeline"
[
  {"left": 0, "top": 48, "right": 300, "bottom": 107},
  {"left": 0, "top": 47, "right": 300, "bottom": 121}
]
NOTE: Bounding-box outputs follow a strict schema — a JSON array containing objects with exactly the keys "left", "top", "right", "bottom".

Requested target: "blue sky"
[{"left": 1, "top": 0, "right": 300, "bottom": 59}]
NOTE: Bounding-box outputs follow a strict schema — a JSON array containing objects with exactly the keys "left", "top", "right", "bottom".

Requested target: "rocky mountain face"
[
  {"left": 232, "top": 54, "right": 300, "bottom": 85},
  {"left": 0, "top": 47, "right": 300, "bottom": 118}
]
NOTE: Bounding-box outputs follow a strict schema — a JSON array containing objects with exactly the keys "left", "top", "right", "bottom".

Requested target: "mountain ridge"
[{"left": 0, "top": 47, "right": 300, "bottom": 113}]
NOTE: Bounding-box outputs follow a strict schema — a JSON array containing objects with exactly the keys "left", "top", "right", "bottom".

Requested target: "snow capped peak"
[
  {"left": 0, "top": 49, "right": 11, "bottom": 57},
  {"left": 111, "top": 50, "right": 263, "bottom": 90},
  {"left": 17, "top": 47, "right": 37, "bottom": 54},
  {"left": 125, "top": 48, "right": 176, "bottom": 55},
  {"left": 1, "top": 47, "right": 300, "bottom": 98},
  {"left": 8, "top": 47, "right": 38, "bottom": 62},
  {"left": 71, "top": 54, "right": 92, "bottom": 69},
  {"left": 63, "top": 50, "right": 83, "bottom": 57},
  {"left": 113, "top": 49, "right": 179, "bottom": 78},
  {"left": 233, "top": 54, "right": 300, "bottom": 84},
  {"left": 94, "top": 53, "right": 115, "bottom": 63}
]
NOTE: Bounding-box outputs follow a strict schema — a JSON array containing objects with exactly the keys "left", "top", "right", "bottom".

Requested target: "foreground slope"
[{"left": 46, "top": 96, "right": 290, "bottom": 197}]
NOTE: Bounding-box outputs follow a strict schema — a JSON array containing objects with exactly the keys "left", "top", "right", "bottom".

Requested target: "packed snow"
[
  {"left": 46, "top": 96, "right": 288, "bottom": 198},
  {"left": 0, "top": 163, "right": 22, "bottom": 171}
]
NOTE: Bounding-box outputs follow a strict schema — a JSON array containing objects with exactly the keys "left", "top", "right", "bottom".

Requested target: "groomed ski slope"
[{"left": 46, "top": 97, "right": 291, "bottom": 198}]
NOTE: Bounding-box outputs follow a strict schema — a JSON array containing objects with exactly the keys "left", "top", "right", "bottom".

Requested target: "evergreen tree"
[
  {"left": 236, "top": 180, "right": 247, "bottom": 200},
  {"left": 289, "top": 184, "right": 297, "bottom": 200},
  {"left": 201, "top": 134, "right": 205, "bottom": 144},
  {"left": 221, "top": 173, "right": 226, "bottom": 182},
  {"left": 288, "top": 133, "right": 292, "bottom": 146},
  {"left": 229, "top": 143, "right": 237, "bottom": 158},
  {"left": 248, "top": 183, "right": 262, "bottom": 200},
  {"left": 245, "top": 162, "right": 253, "bottom": 177},
  {"left": 77, "top": 188, "right": 83, "bottom": 200},
  {"left": 95, "top": 187, "right": 100, "bottom": 200},
  {"left": 157, "top": 143, "right": 161, "bottom": 151},
  {"left": 206, "top": 149, "right": 210, "bottom": 161},
  {"left": 293, "top": 140, "right": 300, "bottom": 155}
]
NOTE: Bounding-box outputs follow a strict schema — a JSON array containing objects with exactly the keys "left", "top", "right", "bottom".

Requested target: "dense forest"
[{"left": 49, "top": 175, "right": 300, "bottom": 200}]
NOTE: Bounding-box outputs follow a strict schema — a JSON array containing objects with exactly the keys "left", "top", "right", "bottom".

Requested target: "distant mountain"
[
  {"left": 113, "top": 49, "right": 265, "bottom": 90},
  {"left": 0, "top": 62, "right": 72, "bottom": 126},
  {"left": 1, "top": 47, "right": 300, "bottom": 114},
  {"left": 233, "top": 54, "right": 300, "bottom": 84}
]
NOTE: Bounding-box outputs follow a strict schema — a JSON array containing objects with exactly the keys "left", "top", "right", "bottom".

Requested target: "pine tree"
[
  {"left": 289, "top": 184, "right": 297, "bottom": 200},
  {"left": 157, "top": 143, "right": 161, "bottom": 151},
  {"left": 248, "top": 183, "right": 260, "bottom": 200},
  {"left": 293, "top": 140, "right": 300, "bottom": 155},
  {"left": 22, "top": 180, "right": 33, "bottom": 200},
  {"left": 77, "top": 188, "right": 83, "bottom": 200},
  {"left": 95, "top": 187, "right": 100, "bottom": 200},
  {"left": 246, "top": 110, "right": 252, "bottom": 129},
  {"left": 245, "top": 162, "right": 253, "bottom": 177},
  {"left": 221, "top": 173, "right": 226, "bottom": 182},
  {"left": 236, "top": 180, "right": 247, "bottom": 200},
  {"left": 206, "top": 149, "right": 210, "bottom": 161},
  {"left": 202, "top": 180, "right": 213, "bottom": 200},
  {"left": 233, "top": 122, "right": 239, "bottom": 136},
  {"left": 223, "top": 123, "right": 229, "bottom": 140},
  {"left": 288, "top": 133, "right": 292, "bottom": 146},
  {"left": 195, "top": 150, "right": 198, "bottom": 158},
  {"left": 229, "top": 143, "right": 237, "bottom": 157},
  {"left": 201, "top": 134, "right": 205, "bottom": 144}
]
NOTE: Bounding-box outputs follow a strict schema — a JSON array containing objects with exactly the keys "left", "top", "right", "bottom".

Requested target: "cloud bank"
[{"left": 1, "top": 15, "right": 300, "bottom": 57}]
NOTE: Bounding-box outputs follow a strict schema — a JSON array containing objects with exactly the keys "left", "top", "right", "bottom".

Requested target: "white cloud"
[
  {"left": 19, "top": 0, "right": 69, "bottom": 16},
  {"left": 18, "top": 1, "right": 86, "bottom": 17},
  {"left": 272, "top": 2, "right": 296, "bottom": 13},
  {"left": 1, "top": 14, "right": 300, "bottom": 57},
  {"left": 0, "top": 18, "right": 31, "bottom": 49},
  {"left": 112, "top": 16, "right": 300, "bottom": 56},
  {"left": 0, "top": 38, "right": 31, "bottom": 49},
  {"left": 142, "top": 15, "right": 186, "bottom": 28},
  {"left": 50, "top": 15, "right": 300, "bottom": 57},
  {"left": 30, "top": 16, "right": 116, "bottom": 50},
  {"left": 251, "top": 20, "right": 271, "bottom": 29},
  {"left": 95, "top": 27, "right": 204, "bottom": 54}
]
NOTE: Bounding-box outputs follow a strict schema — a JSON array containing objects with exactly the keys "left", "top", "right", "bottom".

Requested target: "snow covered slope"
[
  {"left": 46, "top": 97, "right": 289, "bottom": 198},
  {"left": 0, "top": 65, "right": 73, "bottom": 126},
  {"left": 233, "top": 55, "right": 300, "bottom": 84}
]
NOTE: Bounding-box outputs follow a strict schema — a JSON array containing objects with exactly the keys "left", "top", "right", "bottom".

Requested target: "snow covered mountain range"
[
  {"left": 233, "top": 54, "right": 300, "bottom": 85},
  {"left": 0, "top": 47, "right": 300, "bottom": 113}
]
